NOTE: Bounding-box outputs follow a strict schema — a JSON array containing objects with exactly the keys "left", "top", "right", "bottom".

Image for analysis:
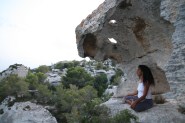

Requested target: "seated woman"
[{"left": 124, "top": 65, "right": 155, "bottom": 112}]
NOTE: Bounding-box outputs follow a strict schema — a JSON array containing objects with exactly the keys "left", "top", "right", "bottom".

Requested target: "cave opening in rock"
[{"left": 83, "top": 33, "right": 97, "bottom": 58}]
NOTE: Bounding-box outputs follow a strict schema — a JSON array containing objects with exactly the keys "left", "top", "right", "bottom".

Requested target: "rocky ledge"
[{"left": 103, "top": 98, "right": 185, "bottom": 123}]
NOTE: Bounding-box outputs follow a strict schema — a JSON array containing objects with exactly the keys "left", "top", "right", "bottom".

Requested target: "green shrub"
[
  {"left": 110, "top": 68, "right": 123, "bottom": 85},
  {"left": 94, "top": 73, "right": 108, "bottom": 97},
  {"left": 0, "top": 75, "right": 29, "bottom": 100},
  {"left": 111, "top": 109, "right": 138, "bottom": 123},
  {"left": 80, "top": 105, "right": 110, "bottom": 123},
  {"left": 62, "top": 67, "right": 94, "bottom": 89},
  {"left": 101, "top": 93, "right": 113, "bottom": 102},
  {"left": 36, "top": 65, "right": 49, "bottom": 73},
  {"left": 36, "top": 84, "right": 52, "bottom": 104}
]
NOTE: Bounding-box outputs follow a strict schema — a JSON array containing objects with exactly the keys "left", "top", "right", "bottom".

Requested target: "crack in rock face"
[{"left": 75, "top": 0, "right": 185, "bottom": 95}]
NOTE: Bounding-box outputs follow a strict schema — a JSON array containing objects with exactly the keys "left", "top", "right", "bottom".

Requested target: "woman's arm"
[
  {"left": 126, "top": 90, "right": 138, "bottom": 96},
  {"left": 131, "top": 83, "right": 150, "bottom": 109}
]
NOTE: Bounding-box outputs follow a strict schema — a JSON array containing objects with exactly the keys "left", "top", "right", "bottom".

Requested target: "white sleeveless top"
[{"left": 137, "top": 82, "right": 152, "bottom": 99}]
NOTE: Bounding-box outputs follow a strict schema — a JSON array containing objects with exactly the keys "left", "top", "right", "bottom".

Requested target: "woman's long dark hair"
[{"left": 138, "top": 65, "right": 155, "bottom": 86}]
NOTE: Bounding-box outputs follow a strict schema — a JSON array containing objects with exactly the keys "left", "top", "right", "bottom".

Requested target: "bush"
[
  {"left": 94, "top": 73, "right": 108, "bottom": 97},
  {"left": 25, "top": 73, "right": 39, "bottom": 90},
  {"left": 62, "top": 67, "right": 94, "bottom": 89},
  {"left": 36, "top": 65, "right": 49, "bottom": 73},
  {"left": 0, "top": 75, "right": 29, "bottom": 100},
  {"left": 36, "top": 72, "right": 47, "bottom": 84},
  {"left": 111, "top": 109, "right": 138, "bottom": 123},
  {"left": 110, "top": 69, "right": 123, "bottom": 85},
  {"left": 55, "top": 61, "right": 79, "bottom": 70},
  {"left": 80, "top": 104, "right": 110, "bottom": 123},
  {"left": 36, "top": 84, "right": 52, "bottom": 104},
  {"left": 95, "top": 62, "right": 104, "bottom": 70},
  {"left": 101, "top": 93, "right": 113, "bottom": 102}
]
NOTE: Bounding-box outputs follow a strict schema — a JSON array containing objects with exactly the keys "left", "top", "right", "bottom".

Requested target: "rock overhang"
[{"left": 75, "top": 0, "right": 177, "bottom": 95}]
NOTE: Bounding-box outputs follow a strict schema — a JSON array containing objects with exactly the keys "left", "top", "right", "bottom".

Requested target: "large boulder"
[
  {"left": 0, "top": 64, "right": 28, "bottom": 80},
  {"left": 0, "top": 97, "right": 57, "bottom": 123},
  {"left": 75, "top": 0, "right": 185, "bottom": 96}
]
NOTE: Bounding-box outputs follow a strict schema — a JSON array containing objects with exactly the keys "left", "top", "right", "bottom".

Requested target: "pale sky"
[{"left": 0, "top": 0, "right": 104, "bottom": 71}]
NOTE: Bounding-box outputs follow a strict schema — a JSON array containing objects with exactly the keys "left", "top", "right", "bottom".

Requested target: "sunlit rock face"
[{"left": 76, "top": 0, "right": 185, "bottom": 96}]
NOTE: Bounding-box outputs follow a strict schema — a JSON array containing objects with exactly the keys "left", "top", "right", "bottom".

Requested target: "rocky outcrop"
[
  {"left": 75, "top": 0, "right": 185, "bottom": 96},
  {"left": 103, "top": 98, "right": 185, "bottom": 123},
  {"left": 0, "top": 64, "right": 28, "bottom": 80},
  {"left": 76, "top": 1, "right": 185, "bottom": 122},
  {"left": 161, "top": 0, "right": 185, "bottom": 83},
  {"left": 0, "top": 97, "right": 57, "bottom": 123}
]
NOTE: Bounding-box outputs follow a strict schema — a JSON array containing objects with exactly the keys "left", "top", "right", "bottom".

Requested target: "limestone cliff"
[{"left": 75, "top": 0, "right": 185, "bottom": 97}]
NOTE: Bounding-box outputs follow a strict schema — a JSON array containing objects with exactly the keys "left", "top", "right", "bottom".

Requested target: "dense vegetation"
[{"left": 0, "top": 60, "right": 138, "bottom": 123}]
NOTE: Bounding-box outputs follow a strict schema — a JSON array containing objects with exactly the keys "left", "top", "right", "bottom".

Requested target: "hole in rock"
[
  {"left": 108, "top": 38, "right": 117, "bottom": 44},
  {"left": 109, "top": 20, "right": 117, "bottom": 24}
]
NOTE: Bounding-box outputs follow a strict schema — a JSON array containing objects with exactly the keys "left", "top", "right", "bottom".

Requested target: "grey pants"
[{"left": 124, "top": 95, "right": 153, "bottom": 112}]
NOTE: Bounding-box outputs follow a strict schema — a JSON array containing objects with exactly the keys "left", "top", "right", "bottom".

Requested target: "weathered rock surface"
[
  {"left": 76, "top": 0, "right": 173, "bottom": 95},
  {"left": 76, "top": 1, "right": 185, "bottom": 122},
  {"left": 103, "top": 98, "right": 185, "bottom": 123},
  {"left": 161, "top": 0, "right": 185, "bottom": 83},
  {"left": 75, "top": 0, "right": 185, "bottom": 96},
  {"left": 0, "top": 97, "right": 57, "bottom": 123},
  {"left": 0, "top": 64, "right": 28, "bottom": 80}
]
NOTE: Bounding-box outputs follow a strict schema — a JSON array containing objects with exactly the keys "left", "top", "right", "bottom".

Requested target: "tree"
[
  {"left": 72, "top": 60, "right": 80, "bottom": 67},
  {"left": 110, "top": 109, "right": 138, "bottom": 123},
  {"left": 36, "top": 72, "right": 47, "bottom": 83},
  {"left": 63, "top": 62, "right": 74, "bottom": 69},
  {"left": 96, "top": 62, "right": 104, "bottom": 70},
  {"left": 25, "top": 73, "right": 39, "bottom": 90},
  {"left": 0, "top": 75, "right": 29, "bottom": 101},
  {"left": 55, "top": 61, "right": 80, "bottom": 70},
  {"left": 36, "top": 65, "right": 49, "bottom": 73},
  {"left": 36, "top": 84, "right": 52, "bottom": 104},
  {"left": 62, "top": 85, "right": 99, "bottom": 123},
  {"left": 94, "top": 73, "right": 108, "bottom": 97},
  {"left": 55, "top": 62, "right": 64, "bottom": 70},
  {"left": 62, "top": 67, "right": 94, "bottom": 88},
  {"left": 110, "top": 68, "right": 123, "bottom": 85}
]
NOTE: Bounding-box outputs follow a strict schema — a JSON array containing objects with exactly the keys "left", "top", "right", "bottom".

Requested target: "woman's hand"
[{"left": 130, "top": 101, "right": 137, "bottom": 109}]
